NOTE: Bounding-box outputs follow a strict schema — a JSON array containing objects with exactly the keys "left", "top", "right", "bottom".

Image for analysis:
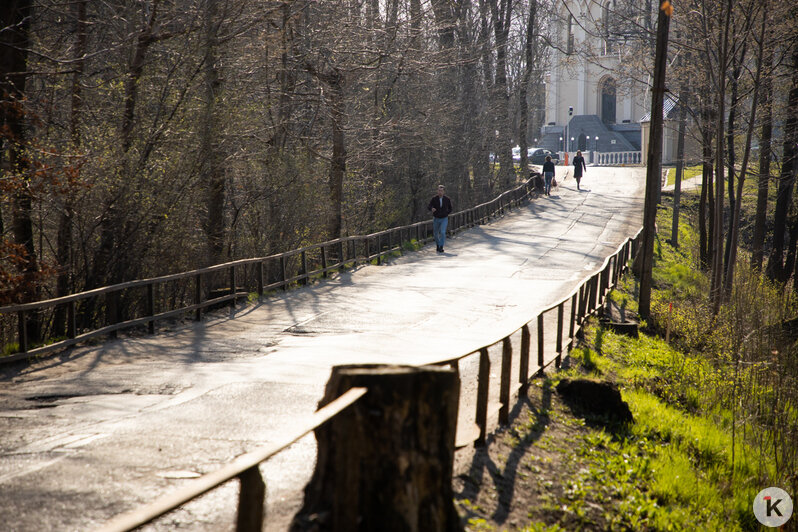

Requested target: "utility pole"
[{"left": 639, "top": 0, "right": 673, "bottom": 320}]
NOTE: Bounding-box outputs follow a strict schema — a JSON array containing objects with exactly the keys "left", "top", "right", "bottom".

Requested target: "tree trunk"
[
  {"left": 291, "top": 364, "right": 463, "bottom": 532},
  {"left": 710, "top": 0, "right": 732, "bottom": 313},
  {"left": 723, "top": 10, "right": 766, "bottom": 299},
  {"left": 487, "top": 0, "right": 514, "bottom": 188},
  {"left": 638, "top": 1, "right": 671, "bottom": 320},
  {"left": 54, "top": 0, "right": 87, "bottom": 336},
  {"left": 518, "top": 0, "right": 538, "bottom": 173},
  {"left": 200, "top": 0, "right": 226, "bottom": 266},
  {"left": 766, "top": 45, "right": 798, "bottom": 283},
  {"left": 1, "top": 0, "right": 39, "bottom": 341},
  {"left": 670, "top": 86, "right": 687, "bottom": 248},
  {"left": 328, "top": 70, "right": 346, "bottom": 240},
  {"left": 751, "top": 46, "right": 773, "bottom": 270}
]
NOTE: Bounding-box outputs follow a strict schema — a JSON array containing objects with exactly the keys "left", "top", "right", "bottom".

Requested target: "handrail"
[
  {"left": 91, "top": 225, "right": 643, "bottom": 532},
  {"left": 92, "top": 387, "right": 368, "bottom": 532},
  {"left": 1, "top": 176, "right": 539, "bottom": 360}
]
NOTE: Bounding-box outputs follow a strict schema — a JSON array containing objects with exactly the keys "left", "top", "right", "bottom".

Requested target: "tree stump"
[{"left": 291, "top": 364, "right": 463, "bottom": 532}]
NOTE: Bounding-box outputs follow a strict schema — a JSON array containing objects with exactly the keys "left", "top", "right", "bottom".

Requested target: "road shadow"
[{"left": 454, "top": 377, "right": 554, "bottom": 525}]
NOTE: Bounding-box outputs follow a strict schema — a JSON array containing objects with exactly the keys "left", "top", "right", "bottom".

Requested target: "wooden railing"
[
  {"left": 91, "top": 226, "right": 642, "bottom": 532},
  {"left": 0, "top": 179, "right": 536, "bottom": 363}
]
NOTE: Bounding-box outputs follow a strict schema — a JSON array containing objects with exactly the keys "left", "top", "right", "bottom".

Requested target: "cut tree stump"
[{"left": 290, "top": 364, "right": 463, "bottom": 532}]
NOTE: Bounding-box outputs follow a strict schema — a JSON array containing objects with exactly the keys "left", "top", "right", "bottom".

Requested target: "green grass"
[{"left": 665, "top": 164, "right": 702, "bottom": 186}]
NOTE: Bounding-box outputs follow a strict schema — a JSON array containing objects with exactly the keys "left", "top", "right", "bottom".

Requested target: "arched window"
[{"left": 600, "top": 78, "right": 617, "bottom": 124}]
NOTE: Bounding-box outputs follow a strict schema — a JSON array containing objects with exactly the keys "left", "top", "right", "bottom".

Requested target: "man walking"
[{"left": 428, "top": 184, "right": 453, "bottom": 253}]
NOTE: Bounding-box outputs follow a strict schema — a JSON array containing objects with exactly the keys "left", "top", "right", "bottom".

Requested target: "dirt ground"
[{"left": 452, "top": 368, "right": 625, "bottom": 532}]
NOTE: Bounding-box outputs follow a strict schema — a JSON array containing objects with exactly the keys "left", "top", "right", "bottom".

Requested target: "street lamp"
[
  {"left": 594, "top": 136, "right": 599, "bottom": 163},
  {"left": 559, "top": 136, "right": 563, "bottom": 153},
  {"left": 586, "top": 135, "right": 590, "bottom": 152},
  {"left": 570, "top": 137, "right": 574, "bottom": 152}
]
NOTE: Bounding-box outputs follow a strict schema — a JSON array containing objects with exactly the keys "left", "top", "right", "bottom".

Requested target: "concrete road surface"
[{"left": 0, "top": 166, "right": 645, "bottom": 531}]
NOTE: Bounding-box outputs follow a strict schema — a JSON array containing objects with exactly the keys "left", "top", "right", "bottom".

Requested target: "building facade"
[{"left": 540, "top": 0, "right": 649, "bottom": 162}]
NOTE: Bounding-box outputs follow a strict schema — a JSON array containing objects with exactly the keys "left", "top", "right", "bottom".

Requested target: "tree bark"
[
  {"left": 1, "top": 0, "right": 39, "bottom": 340},
  {"left": 54, "top": 0, "right": 87, "bottom": 336},
  {"left": 723, "top": 9, "right": 766, "bottom": 299},
  {"left": 200, "top": 0, "right": 226, "bottom": 266},
  {"left": 291, "top": 364, "right": 462, "bottom": 532},
  {"left": 638, "top": 1, "right": 671, "bottom": 320},
  {"left": 487, "top": 0, "right": 514, "bottom": 188},
  {"left": 710, "top": 0, "right": 732, "bottom": 313},
  {"left": 751, "top": 45, "right": 773, "bottom": 271},
  {"left": 766, "top": 44, "right": 798, "bottom": 283},
  {"left": 518, "top": 0, "right": 538, "bottom": 173}
]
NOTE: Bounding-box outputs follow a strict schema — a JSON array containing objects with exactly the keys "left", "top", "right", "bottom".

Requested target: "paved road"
[{"left": 0, "top": 166, "right": 645, "bottom": 531}]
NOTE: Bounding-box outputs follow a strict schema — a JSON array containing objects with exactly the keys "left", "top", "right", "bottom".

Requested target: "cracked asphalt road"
[{"left": 0, "top": 166, "right": 644, "bottom": 531}]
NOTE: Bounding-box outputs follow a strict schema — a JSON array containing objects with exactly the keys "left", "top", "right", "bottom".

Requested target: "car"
[
  {"left": 528, "top": 148, "right": 558, "bottom": 165},
  {"left": 511, "top": 146, "right": 559, "bottom": 165}
]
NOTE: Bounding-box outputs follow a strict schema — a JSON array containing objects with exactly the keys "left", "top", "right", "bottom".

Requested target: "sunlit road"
[{"left": 0, "top": 166, "right": 645, "bottom": 531}]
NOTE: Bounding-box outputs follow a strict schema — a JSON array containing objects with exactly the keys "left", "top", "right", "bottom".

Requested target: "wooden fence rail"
[
  {"left": 91, "top": 226, "right": 642, "bottom": 532},
  {"left": 0, "top": 179, "right": 538, "bottom": 363}
]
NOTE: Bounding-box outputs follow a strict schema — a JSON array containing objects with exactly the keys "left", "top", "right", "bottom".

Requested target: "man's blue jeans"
[{"left": 433, "top": 216, "right": 448, "bottom": 249}]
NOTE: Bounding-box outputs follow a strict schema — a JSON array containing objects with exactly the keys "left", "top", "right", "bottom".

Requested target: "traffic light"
[{"left": 569, "top": 106, "right": 573, "bottom": 116}]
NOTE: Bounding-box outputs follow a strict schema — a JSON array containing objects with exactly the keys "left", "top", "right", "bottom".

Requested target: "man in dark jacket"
[{"left": 428, "top": 184, "right": 453, "bottom": 253}]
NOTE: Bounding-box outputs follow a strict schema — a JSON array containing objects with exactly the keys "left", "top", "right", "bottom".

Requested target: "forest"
[{"left": 0, "top": 0, "right": 796, "bottom": 340}]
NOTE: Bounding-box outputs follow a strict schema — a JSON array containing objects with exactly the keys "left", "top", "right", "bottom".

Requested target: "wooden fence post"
[
  {"left": 476, "top": 348, "right": 490, "bottom": 445},
  {"left": 236, "top": 465, "right": 265, "bottom": 532},
  {"left": 195, "top": 274, "right": 203, "bottom": 321},
  {"left": 519, "top": 325, "right": 531, "bottom": 395},
  {"left": 291, "top": 364, "right": 462, "bottom": 532},
  {"left": 147, "top": 284, "right": 155, "bottom": 334},
  {"left": 499, "top": 337, "right": 512, "bottom": 425},
  {"left": 537, "top": 313, "right": 545, "bottom": 370}
]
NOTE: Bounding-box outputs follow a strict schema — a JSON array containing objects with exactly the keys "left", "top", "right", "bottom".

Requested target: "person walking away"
[
  {"left": 542, "top": 156, "right": 556, "bottom": 196},
  {"left": 428, "top": 184, "right": 453, "bottom": 253},
  {"left": 573, "top": 150, "right": 587, "bottom": 190}
]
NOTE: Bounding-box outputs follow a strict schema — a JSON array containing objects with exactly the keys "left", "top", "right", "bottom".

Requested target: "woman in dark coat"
[
  {"left": 542, "top": 155, "right": 556, "bottom": 196},
  {"left": 573, "top": 150, "right": 587, "bottom": 190}
]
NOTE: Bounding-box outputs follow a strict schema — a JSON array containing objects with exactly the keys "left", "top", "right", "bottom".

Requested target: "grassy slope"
[{"left": 454, "top": 186, "right": 788, "bottom": 531}]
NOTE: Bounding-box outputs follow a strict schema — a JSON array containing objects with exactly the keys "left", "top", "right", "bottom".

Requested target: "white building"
[{"left": 540, "top": 0, "right": 651, "bottom": 163}]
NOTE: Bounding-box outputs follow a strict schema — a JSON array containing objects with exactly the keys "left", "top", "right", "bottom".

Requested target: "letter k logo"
[{"left": 765, "top": 496, "right": 783, "bottom": 517}]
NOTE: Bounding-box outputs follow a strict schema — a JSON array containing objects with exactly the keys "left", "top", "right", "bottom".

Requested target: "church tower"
[{"left": 541, "top": 0, "right": 648, "bottom": 161}]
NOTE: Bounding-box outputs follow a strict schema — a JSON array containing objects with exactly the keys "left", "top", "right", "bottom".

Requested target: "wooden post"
[
  {"left": 236, "top": 465, "right": 265, "bottom": 532},
  {"left": 556, "top": 302, "right": 564, "bottom": 368},
  {"left": 195, "top": 274, "right": 203, "bottom": 321},
  {"left": 67, "top": 301, "right": 76, "bottom": 339},
  {"left": 338, "top": 241, "right": 345, "bottom": 272},
  {"left": 147, "top": 283, "right": 155, "bottom": 334},
  {"left": 476, "top": 348, "right": 490, "bottom": 445},
  {"left": 291, "top": 365, "right": 462, "bottom": 532},
  {"left": 300, "top": 251, "right": 308, "bottom": 285},
  {"left": 499, "top": 337, "right": 512, "bottom": 425},
  {"left": 569, "top": 292, "right": 577, "bottom": 340},
  {"left": 280, "top": 256, "right": 287, "bottom": 290},
  {"left": 230, "top": 266, "right": 237, "bottom": 308},
  {"left": 18, "top": 310, "right": 27, "bottom": 353},
  {"left": 321, "top": 246, "right": 328, "bottom": 278},
  {"left": 537, "top": 313, "right": 545, "bottom": 370},
  {"left": 519, "top": 325, "right": 531, "bottom": 395},
  {"left": 107, "top": 291, "right": 118, "bottom": 339},
  {"left": 257, "top": 262, "right": 264, "bottom": 296}
]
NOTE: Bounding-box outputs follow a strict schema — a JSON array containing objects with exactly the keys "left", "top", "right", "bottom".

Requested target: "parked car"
[
  {"left": 528, "top": 148, "right": 558, "bottom": 165},
  {"left": 511, "top": 146, "right": 559, "bottom": 165}
]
